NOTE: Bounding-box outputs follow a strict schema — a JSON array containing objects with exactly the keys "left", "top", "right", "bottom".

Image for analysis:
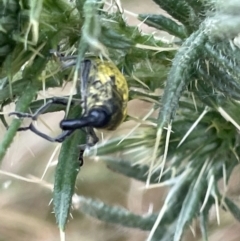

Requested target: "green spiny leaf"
[
  {"left": 76, "top": 195, "right": 165, "bottom": 234},
  {"left": 158, "top": 30, "right": 207, "bottom": 129},
  {"left": 174, "top": 176, "right": 206, "bottom": 241},
  {"left": 138, "top": 14, "right": 188, "bottom": 39},
  {"left": 103, "top": 157, "right": 171, "bottom": 184},
  {"left": 53, "top": 105, "right": 85, "bottom": 231},
  {"left": 151, "top": 0, "right": 191, "bottom": 28},
  {"left": 0, "top": 82, "right": 38, "bottom": 161}
]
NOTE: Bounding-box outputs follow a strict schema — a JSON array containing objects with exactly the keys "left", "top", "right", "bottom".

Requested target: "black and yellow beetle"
[{"left": 9, "top": 57, "right": 128, "bottom": 151}]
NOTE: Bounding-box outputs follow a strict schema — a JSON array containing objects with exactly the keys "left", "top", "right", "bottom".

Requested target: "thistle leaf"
[
  {"left": 174, "top": 177, "right": 206, "bottom": 241},
  {"left": 53, "top": 106, "right": 84, "bottom": 231},
  {"left": 138, "top": 14, "right": 188, "bottom": 39}
]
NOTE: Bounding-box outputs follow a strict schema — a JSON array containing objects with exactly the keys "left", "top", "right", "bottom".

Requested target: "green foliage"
[
  {"left": 0, "top": 0, "right": 240, "bottom": 240},
  {"left": 0, "top": 0, "right": 20, "bottom": 65},
  {"left": 53, "top": 106, "right": 84, "bottom": 230},
  {"left": 0, "top": 82, "right": 38, "bottom": 160},
  {"left": 138, "top": 14, "right": 188, "bottom": 39}
]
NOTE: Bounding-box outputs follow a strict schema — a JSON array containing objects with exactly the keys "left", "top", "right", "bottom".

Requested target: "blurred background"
[{"left": 1, "top": 1, "right": 240, "bottom": 241}]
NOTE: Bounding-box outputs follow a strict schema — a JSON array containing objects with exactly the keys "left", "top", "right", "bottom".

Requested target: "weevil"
[{"left": 9, "top": 57, "right": 129, "bottom": 156}]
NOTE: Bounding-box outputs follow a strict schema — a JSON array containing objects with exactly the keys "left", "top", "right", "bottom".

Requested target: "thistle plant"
[{"left": 0, "top": 0, "right": 240, "bottom": 240}]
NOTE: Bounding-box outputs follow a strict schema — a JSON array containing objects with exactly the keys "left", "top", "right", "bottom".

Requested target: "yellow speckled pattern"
[{"left": 82, "top": 59, "right": 129, "bottom": 130}]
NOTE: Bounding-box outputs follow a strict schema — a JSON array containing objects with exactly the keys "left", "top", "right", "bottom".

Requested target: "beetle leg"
[
  {"left": 9, "top": 97, "right": 74, "bottom": 142},
  {"left": 27, "top": 123, "right": 74, "bottom": 142},
  {"left": 86, "top": 127, "right": 99, "bottom": 146},
  {"left": 78, "top": 149, "right": 84, "bottom": 167},
  {"left": 9, "top": 97, "right": 70, "bottom": 120}
]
